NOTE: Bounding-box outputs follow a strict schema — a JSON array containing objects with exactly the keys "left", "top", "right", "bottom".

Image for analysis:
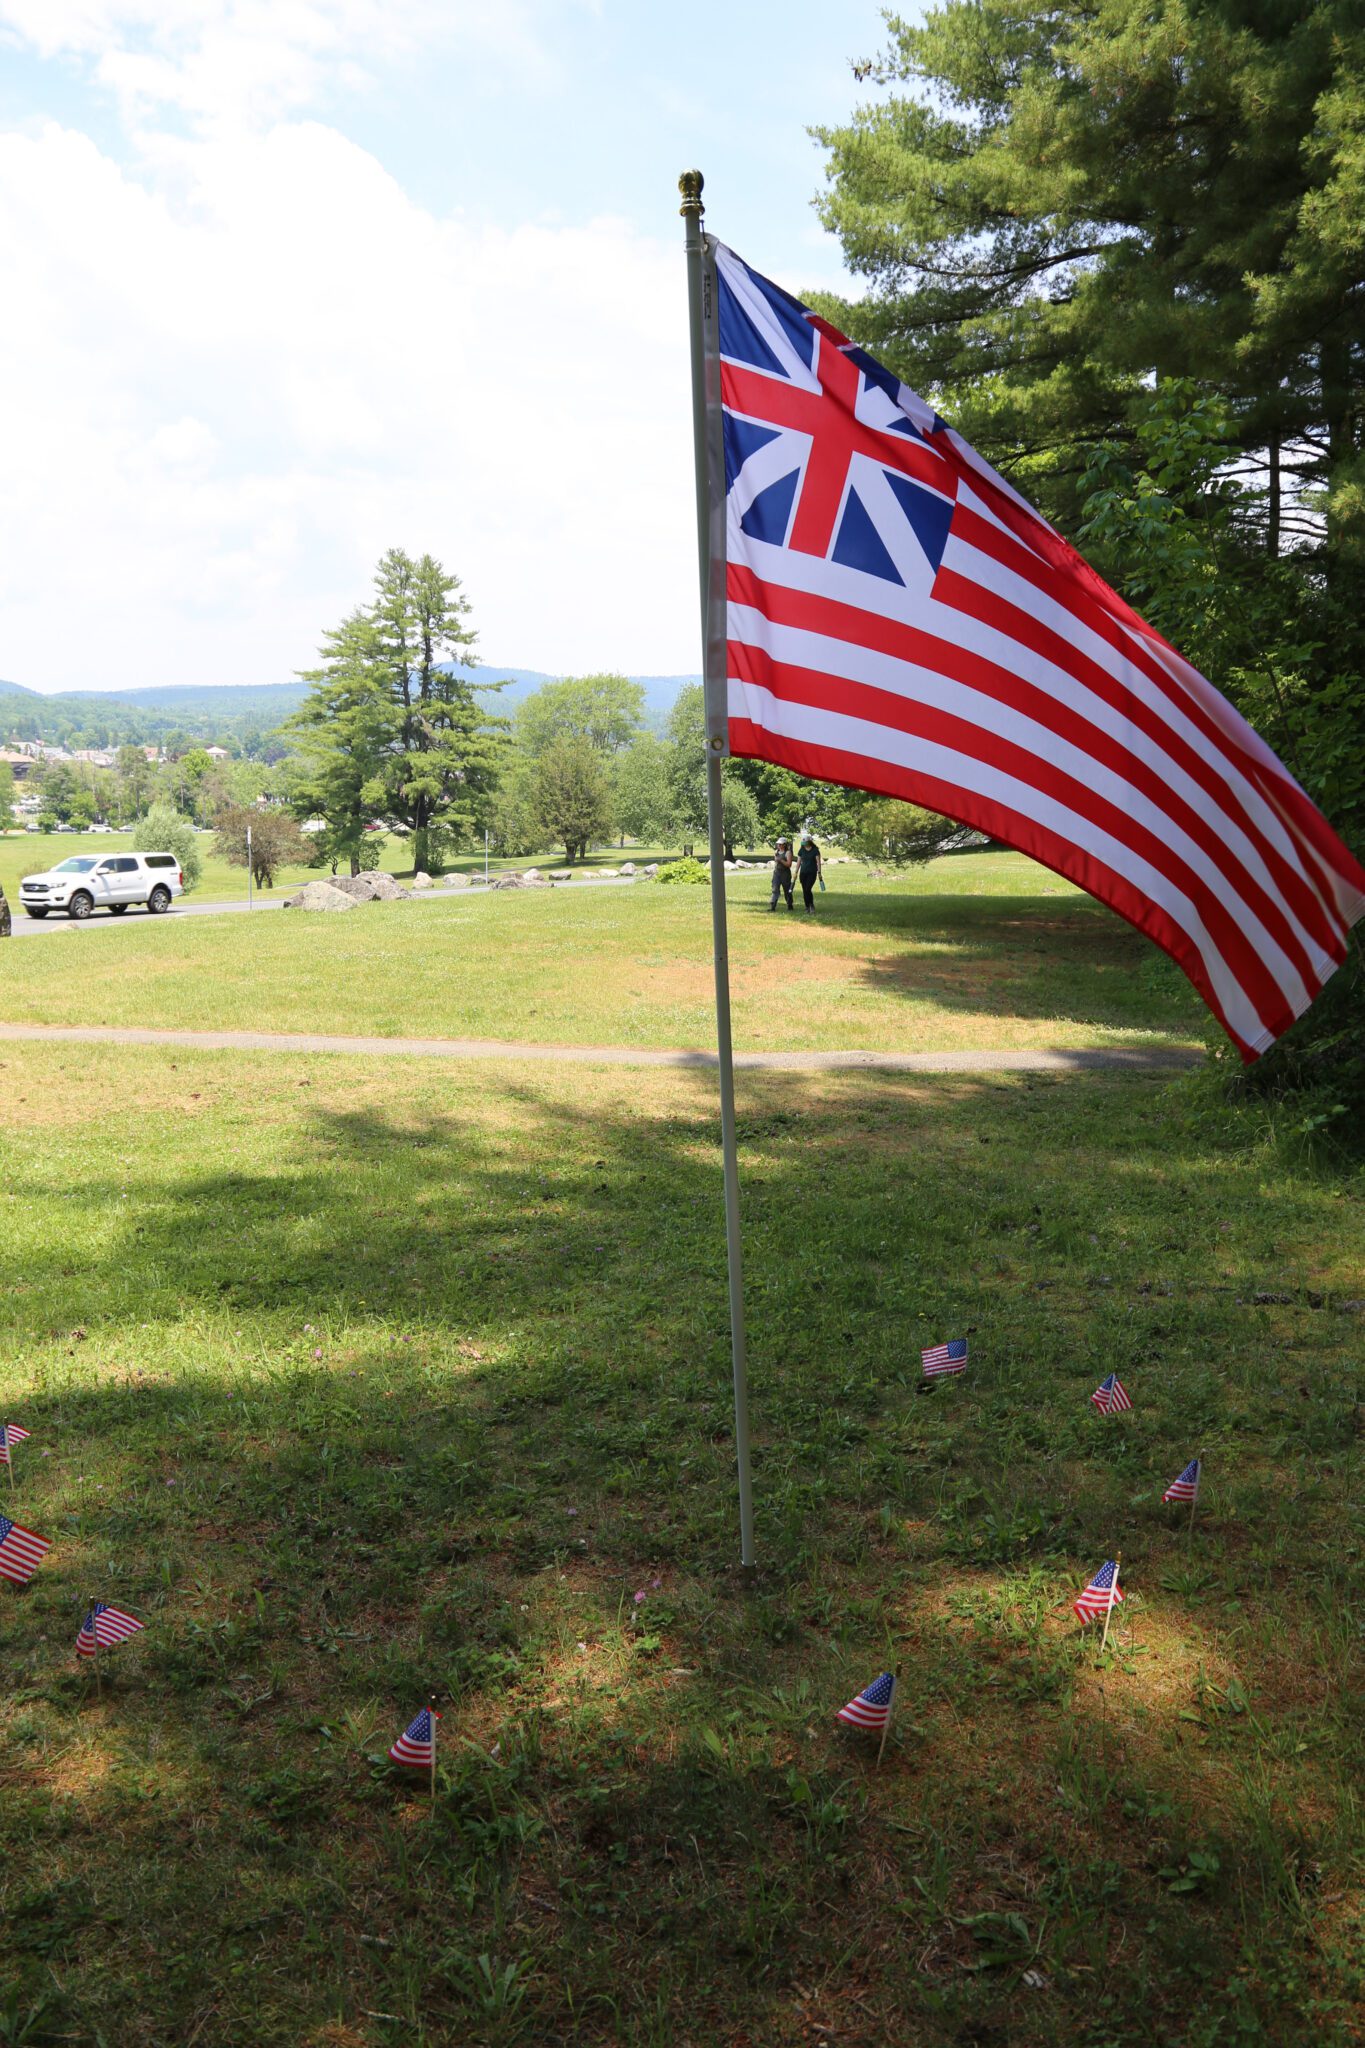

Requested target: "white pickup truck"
[{"left": 19, "top": 852, "right": 184, "bottom": 920}]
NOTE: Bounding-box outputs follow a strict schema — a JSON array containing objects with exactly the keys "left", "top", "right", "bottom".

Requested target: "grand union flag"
[{"left": 710, "top": 241, "right": 1365, "bottom": 1061}]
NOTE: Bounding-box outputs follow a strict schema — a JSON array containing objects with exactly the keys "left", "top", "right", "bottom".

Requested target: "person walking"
[
  {"left": 769, "top": 837, "right": 794, "bottom": 911},
  {"left": 795, "top": 830, "right": 823, "bottom": 912}
]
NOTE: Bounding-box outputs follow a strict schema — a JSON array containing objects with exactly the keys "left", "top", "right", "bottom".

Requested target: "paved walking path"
[{"left": 0, "top": 1021, "right": 1202, "bottom": 1073}]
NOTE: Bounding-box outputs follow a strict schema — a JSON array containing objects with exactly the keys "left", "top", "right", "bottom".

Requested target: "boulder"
[
  {"left": 323, "top": 872, "right": 412, "bottom": 902},
  {"left": 442, "top": 872, "right": 471, "bottom": 889},
  {"left": 492, "top": 874, "right": 525, "bottom": 890},
  {"left": 643, "top": 863, "right": 659, "bottom": 875},
  {"left": 549, "top": 869, "right": 573, "bottom": 882},
  {"left": 594, "top": 867, "right": 619, "bottom": 880},
  {"left": 522, "top": 868, "right": 542, "bottom": 882},
  {"left": 411, "top": 871, "right": 433, "bottom": 891},
  {"left": 619, "top": 861, "right": 636, "bottom": 876},
  {"left": 284, "top": 881, "right": 356, "bottom": 912}
]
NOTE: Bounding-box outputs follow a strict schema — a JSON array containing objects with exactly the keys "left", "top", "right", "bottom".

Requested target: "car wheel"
[
  {"left": 68, "top": 892, "right": 94, "bottom": 920},
  {"left": 26, "top": 908, "right": 49, "bottom": 920},
  {"left": 110, "top": 903, "right": 128, "bottom": 915},
  {"left": 148, "top": 886, "right": 172, "bottom": 914}
]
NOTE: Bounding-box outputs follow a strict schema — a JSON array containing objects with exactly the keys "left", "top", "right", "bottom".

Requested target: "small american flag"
[
  {"left": 1163, "top": 1458, "right": 1201, "bottom": 1504},
  {"left": 0, "top": 1514, "right": 50, "bottom": 1586},
  {"left": 389, "top": 1708, "right": 439, "bottom": 1768},
  {"left": 837, "top": 1671, "right": 896, "bottom": 1730},
  {"left": 77, "top": 1604, "right": 146, "bottom": 1657},
  {"left": 922, "top": 1338, "right": 968, "bottom": 1378},
  {"left": 1073, "top": 1559, "right": 1125, "bottom": 1624},
  {"left": 0, "top": 1424, "right": 31, "bottom": 1466},
  {"left": 1090, "top": 1373, "right": 1132, "bottom": 1414}
]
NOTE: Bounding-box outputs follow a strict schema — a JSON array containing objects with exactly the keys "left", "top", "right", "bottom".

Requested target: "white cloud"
[{"left": 0, "top": 109, "right": 699, "bottom": 688}]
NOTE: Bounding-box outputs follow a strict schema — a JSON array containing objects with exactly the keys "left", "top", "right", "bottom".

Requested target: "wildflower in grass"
[
  {"left": 0, "top": 1423, "right": 31, "bottom": 1466},
  {"left": 1163, "top": 1458, "right": 1201, "bottom": 1503},
  {"left": 921, "top": 1339, "right": 967, "bottom": 1379},
  {"left": 0, "top": 1515, "right": 50, "bottom": 1586},
  {"left": 389, "top": 1708, "right": 439, "bottom": 1768},
  {"left": 836, "top": 1671, "right": 896, "bottom": 1730},
  {"left": 77, "top": 1604, "right": 146, "bottom": 1656},
  {"left": 1090, "top": 1373, "right": 1132, "bottom": 1414},
  {"left": 1073, "top": 1559, "right": 1124, "bottom": 1624}
]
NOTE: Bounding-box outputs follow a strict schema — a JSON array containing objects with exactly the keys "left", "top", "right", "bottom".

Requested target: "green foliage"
[
  {"left": 212, "top": 806, "right": 310, "bottom": 891},
  {"left": 512, "top": 673, "right": 645, "bottom": 758},
  {"left": 653, "top": 856, "right": 708, "bottom": 885},
  {"left": 613, "top": 733, "right": 676, "bottom": 844},
  {"left": 849, "top": 797, "right": 950, "bottom": 866},
  {"left": 665, "top": 685, "right": 764, "bottom": 857},
  {"left": 529, "top": 735, "right": 613, "bottom": 863},
  {"left": 133, "top": 801, "right": 202, "bottom": 892},
  {"left": 0, "top": 762, "right": 15, "bottom": 824}
]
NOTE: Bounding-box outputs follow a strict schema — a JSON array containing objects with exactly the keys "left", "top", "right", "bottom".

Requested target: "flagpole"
[
  {"left": 1100, "top": 1554, "right": 1121, "bottom": 1655},
  {"left": 680, "top": 168, "right": 755, "bottom": 1574},
  {"left": 1189, "top": 1454, "right": 1202, "bottom": 1541},
  {"left": 877, "top": 1666, "right": 901, "bottom": 1767}
]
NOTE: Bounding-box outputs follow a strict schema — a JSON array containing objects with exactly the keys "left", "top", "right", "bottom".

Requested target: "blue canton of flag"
[
  {"left": 922, "top": 1338, "right": 968, "bottom": 1379},
  {"left": 836, "top": 1670, "right": 897, "bottom": 1731},
  {"left": 1073, "top": 1559, "right": 1125, "bottom": 1625},
  {"left": 389, "top": 1708, "right": 438, "bottom": 1769}
]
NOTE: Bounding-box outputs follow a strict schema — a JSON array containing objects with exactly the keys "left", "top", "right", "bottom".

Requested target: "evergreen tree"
[
  {"left": 288, "top": 610, "right": 392, "bottom": 877},
  {"left": 531, "top": 736, "right": 613, "bottom": 863}
]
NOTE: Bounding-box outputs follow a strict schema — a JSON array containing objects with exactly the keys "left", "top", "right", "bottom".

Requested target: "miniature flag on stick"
[
  {"left": 1090, "top": 1373, "right": 1132, "bottom": 1414},
  {"left": 390, "top": 1707, "right": 440, "bottom": 1792},
  {"left": 0, "top": 1423, "right": 30, "bottom": 1470},
  {"left": 0, "top": 1514, "right": 50, "bottom": 1586},
  {"left": 76, "top": 1604, "right": 145, "bottom": 1657},
  {"left": 1073, "top": 1558, "right": 1124, "bottom": 1639},
  {"left": 837, "top": 1670, "right": 897, "bottom": 1733},
  {"left": 1162, "top": 1458, "right": 1201, "bottom": 1504},
  {"left": 922, "top": 1339, "right": 968, "bottom": 1379}
]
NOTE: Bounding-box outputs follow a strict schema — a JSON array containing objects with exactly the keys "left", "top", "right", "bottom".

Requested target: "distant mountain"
[{"left": 0, "top": 666, "right": 698, "bottom": 746}]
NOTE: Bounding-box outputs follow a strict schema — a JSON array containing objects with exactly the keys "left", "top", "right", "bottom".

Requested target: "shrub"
[
  {"left": 134, "top": 802, "right": 202, "bottom": 893},
  {"left": 654, "top": 857, "right": 709, "bottom": 886}
]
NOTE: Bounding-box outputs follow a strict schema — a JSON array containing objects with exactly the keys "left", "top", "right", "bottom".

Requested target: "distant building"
[{"left": 204, "top": 745, "right": 231, "bottom": 761}]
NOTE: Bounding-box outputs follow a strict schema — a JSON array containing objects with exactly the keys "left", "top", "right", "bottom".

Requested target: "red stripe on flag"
[{"left": 727, "top": 714, "right": 1262, "bottom": 1057}]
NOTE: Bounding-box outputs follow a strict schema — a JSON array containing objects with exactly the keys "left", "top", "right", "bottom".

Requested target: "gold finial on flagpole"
[{"left": 679, "top": 170, "right": 705, "bottom": 216}]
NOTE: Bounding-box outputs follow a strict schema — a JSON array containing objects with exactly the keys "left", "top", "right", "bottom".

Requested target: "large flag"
[{"left": 709, "top": 242, "right": 1365, "bottom": 1060}]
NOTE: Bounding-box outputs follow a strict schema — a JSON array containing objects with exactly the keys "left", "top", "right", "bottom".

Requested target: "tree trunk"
[
  {"left": 349, "top": 850, "right": 360, "bottom": 877},
  {"left": 412, "top": 824, "right": 429, "bottom": 875}
]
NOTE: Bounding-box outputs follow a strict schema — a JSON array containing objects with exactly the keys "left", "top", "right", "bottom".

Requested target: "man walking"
[{"left": 769, "top": 837, "right": 794, "bottom": 911}]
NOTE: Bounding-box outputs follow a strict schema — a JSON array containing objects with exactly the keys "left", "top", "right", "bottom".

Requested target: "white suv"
[{"left": 20, "top": 852, "right": 184, "bottom": 920}]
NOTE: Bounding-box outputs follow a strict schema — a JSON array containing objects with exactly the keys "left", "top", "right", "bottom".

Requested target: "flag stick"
[
  {"left": 1189, "top": 1453, "right": 1202, "bottom": 1541},
  {"left": 1100, "top": 1554, "right": 1121, "bottom": 1654},
  {"left": 877, "top": 1667, "right": 901, "bottom": 1767},
  {"left": 681, "top": 168, "right": 755, "bottom": 1574}
]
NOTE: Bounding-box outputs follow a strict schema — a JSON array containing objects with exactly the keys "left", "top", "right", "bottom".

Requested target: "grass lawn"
[
  {"left": 0, "top": 851, "right": 1206, "bottom": 1054},
  {"left": 0, "top": 1044, "right": 1360, "bottom": 2045}
]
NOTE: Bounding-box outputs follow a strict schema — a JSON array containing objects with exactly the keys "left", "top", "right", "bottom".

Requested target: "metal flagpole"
[{"left": 680, "top": 169, "right": 755, "bottom": 1572}]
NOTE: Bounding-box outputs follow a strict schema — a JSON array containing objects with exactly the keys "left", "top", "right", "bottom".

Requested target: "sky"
[{"left": 0, "top": 0, "right": 911, "bottom": 693}]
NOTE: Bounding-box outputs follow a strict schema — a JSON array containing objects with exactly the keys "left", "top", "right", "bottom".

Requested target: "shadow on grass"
[
  {"left": 734, "top": 882, "right": 1205, "bottom": 1040},
  {"left": 1, "top": 1067, "right": 1358, "bottom": 2045}
]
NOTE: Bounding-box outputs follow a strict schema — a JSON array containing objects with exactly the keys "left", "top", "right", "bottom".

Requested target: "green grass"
[
  {"left": 0, "top": 1045, "right": 1360, "bottom": 2046},
  {"left": 0, "top": 851, "right": 1206, "bottom": 1053}
]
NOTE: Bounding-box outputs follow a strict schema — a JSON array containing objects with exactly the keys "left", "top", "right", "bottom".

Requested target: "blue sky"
[{"left": 0, "top": 1, "right": 914, "bottom": 693}]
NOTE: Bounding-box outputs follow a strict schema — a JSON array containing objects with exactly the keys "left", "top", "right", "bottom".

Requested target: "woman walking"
[
  {"left": 796, "top": 831, "right": 823, "bottom": 912},
  {"left": 769, "top": 837, "right": 795, "bottom": 911}
]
